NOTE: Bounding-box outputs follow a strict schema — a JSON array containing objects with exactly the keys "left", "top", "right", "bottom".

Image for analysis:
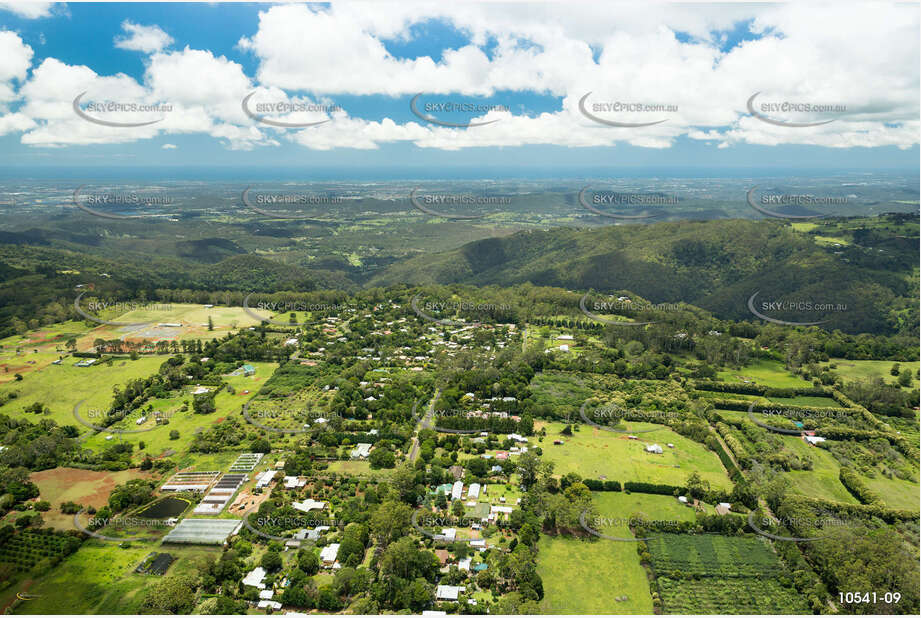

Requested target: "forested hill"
[{"left": 370, "top": 216, "right": 918, "bottom": 337}]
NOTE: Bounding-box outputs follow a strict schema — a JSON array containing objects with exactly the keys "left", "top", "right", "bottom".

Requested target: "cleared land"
[
  {"left": 538, "top": 422, "right": 732, "bottom": 490},
  {"left": 537, "top": 534, "right": 652, "bottom": 614}
]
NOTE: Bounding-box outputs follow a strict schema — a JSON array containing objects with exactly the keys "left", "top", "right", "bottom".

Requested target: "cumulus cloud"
[
  {"left": 0, "top": 2, "right": 55, "bottom": 19},
  {"left": 114, "top": 21, "right": 173, "bottom": 53},
  {"left": 3, "top": 3, "right": 918, "bottom": 151}
]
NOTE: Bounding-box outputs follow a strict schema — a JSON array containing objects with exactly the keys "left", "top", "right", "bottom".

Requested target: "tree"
[
  {"left": 261, "top": 550, "right": 282, "bottom": 572},
  {"left": 141, "top": 573, "right": 198, "bottom": 614},
  {"left": 169, "top": 430, "right": 180, "bottom": 440},
  {"left": 369, "top": 447, "right": 395, "bottom": 469},
  {"left": 298, "top": 549, "right": 319, "bottom": 575},
  {"left": 208, "top": 316, "right": 214, "bottom": 331},
  {"left": 898, "top": 368, "right": 912, "bottom": 387},
  {"left": 251, "top": 438, "right": 271, "bottom": 453},
  {"left": 370, "top": 500, "right": 411, "bottom": 545}
]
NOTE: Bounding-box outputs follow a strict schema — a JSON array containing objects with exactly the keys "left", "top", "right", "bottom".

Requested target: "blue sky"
[{"left": 0, "top": 2, "right": 917, "bottom": 176}]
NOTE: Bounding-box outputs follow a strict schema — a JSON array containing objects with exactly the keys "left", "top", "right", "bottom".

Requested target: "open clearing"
[
  {"left": 0, "top": 355, "right": 166, "bottom": 428},
  {"left": 27, "top": 468, "right": 155, "bottom": 530},
  {"left": 537, "top": 534, "right": 652, "bottom": 614},
  {"left": 716, "top": 359, "right": 813, "bottom": 389},
  {"left": 821, "top": 358, "right": 919, "bottom": 391},
  {"left": 538, "top": 421, "right": 732, "bottom": 490}
]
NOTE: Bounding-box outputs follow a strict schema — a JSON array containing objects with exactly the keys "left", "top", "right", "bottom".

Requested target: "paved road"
[{"left": 408, "top": 388, "right": 439, "bottom": 462}]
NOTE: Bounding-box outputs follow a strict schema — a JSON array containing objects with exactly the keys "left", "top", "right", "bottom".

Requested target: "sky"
[{"left": 0, "top": 1, "right": 918, "bottom": 176}]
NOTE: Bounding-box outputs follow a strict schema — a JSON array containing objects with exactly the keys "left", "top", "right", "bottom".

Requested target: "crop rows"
[
  {"left": 0, "top": 532, "right": 71, "bottom": 569},
  {"left": 646, "top": 534, "right": 781, "bottom": 578},
  {"left": 657, "top": 577, "right": 810, "bottom": 614}
]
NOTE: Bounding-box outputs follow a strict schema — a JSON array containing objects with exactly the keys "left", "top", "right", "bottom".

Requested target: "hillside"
[{"left": 370, "top": 217, "right": 918, "bottom": 336}]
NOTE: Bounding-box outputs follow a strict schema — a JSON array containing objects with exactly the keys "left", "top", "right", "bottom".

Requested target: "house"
[
  {"left": 646, "top": 444, "right": 664, "bottom": 454},
  {"left": 715, "top": 503, "right": 732, "bottom": 516},
  {"left": 257, "top": 601, "right": 282, "bottom": 610},
  {"left": 284, "top": 476, "right": 307, "bottom": 489},
  {"left": 259, "top": 590, "right": 274, "bottom": 600},
  {"left": 553, "top": 440, "right": 564, "bottom": 445},
  {"left": 292, "top": 499, "right": 325, "bottom": 513},
  {"left": 350, "top": 443, "right": 372, "bottom": 459},
  {"left": 559, "top": 344, "right": 569, "bottom": 352},
  {"left": 495, "top": 452, "right": 509, "bottom": 460},
  {"left": 678, "top": 496, "right": 688, "bottom": 504},
  {"left": 242, "top": 364, "right": 256, "bottom": 376},
  {"left": 507, "top": 433, "right": 527, "bottom": 443},
  {"left": 435, "top": 585, "right": 465, "bottom": 601},
  {"left": 467, "top": 483, "right": 481, "bottom": 499},
  {"left": 557, "top": 334, "right": 574, "bottom": 340},
  {"left": 490, "top": 465, "right": 503, "bottom": 473},
  {"left": 136, "top": 416, "right": 147, "bottom": 425},
  {"left": 192, "top": 386, "right": 210, "bottom": 395},
  {"left": 284, "top": 338, "right": 299, "bottom": 346},
  {"left": 242, "top": 567, "right": 267, "bottom": 589},
  {"left": 458, "top": 557, "right": 472, "bottom": 571},
  {"left": 451, "top": 481, "right": 464, "bottom": 501},
  {"left": 320, "top": 543, "right": 340, "bottom": 565},
  {"left": 804, "top": 435, "right": 826, "bottom": 446},
  {"left": 438, "top": 528, "right": 456, "bottom": 542}
]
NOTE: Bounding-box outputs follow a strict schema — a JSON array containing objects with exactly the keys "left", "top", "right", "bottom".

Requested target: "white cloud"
[
  {"left": 3, "top": 3, "right": 918, "bottom": 151},
  {"left": 162, "top": 143, "right": 176, "bottom": 149},
  {"left": 114, "top": 21, "right": 173, "bottom": 53},
  {"left": 0, "top": 2, "right": 55, "bottom": 19}
]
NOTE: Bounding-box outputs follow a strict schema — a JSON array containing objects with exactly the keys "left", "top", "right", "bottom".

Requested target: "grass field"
[
  {"left": 716, "top": 359, "right": 813, "bottom": 389},
  {"left": 821, "top": 359, "right": 920, "bottom": 391},
  {"left": 74, "top": 303, "right": 260, "bottom": 348},
  {"left": 861, "top": 474, "right": 920, "bottom": 511},
  {"left": 537, "top": 535, "right": 652, "bottom": 614},
  {"left": 5, "top": 542, "right": 223, "bottom": 615},
  {"left": 26, "top": 468, "right": 155, "bottom": 530},
  {"left": 767, "top": 395, "right": 840, "bottom": 407},
  {"left": 0, "top": 322, "right": 96, "bottom": 384},
  {"left": 780, "top": 437, "right": 858, "bottom": 504},
  {"left": 592, "top": 491, "right": 712, "bottom": 528},
  {"left": 0, "top": 355, "right": 168, "bottom": 428},
  {"left": 538, "top": 422, "right": 732, "bottom": 490}
]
